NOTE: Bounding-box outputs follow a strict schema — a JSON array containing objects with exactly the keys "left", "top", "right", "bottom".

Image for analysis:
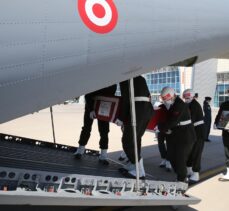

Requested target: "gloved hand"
[
  {"left": 165, "top": 129, "right": 172, "bottom": 135},
  {"left": 89, "top": 111, "right": 96, "bottom": 119},
  {"left": 115, "top": 118, "right": 123, "bottom": 127},
  {"left": 153, "top": 102, "right": 162, "bottom": 110},
  {"left": 213, "top": 124, "right": 218, "bottom": 130}
]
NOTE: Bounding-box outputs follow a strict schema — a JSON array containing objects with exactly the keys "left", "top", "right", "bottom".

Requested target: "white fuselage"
[{"left": 1, "top": 0, "right": 229, "bottom": 123}]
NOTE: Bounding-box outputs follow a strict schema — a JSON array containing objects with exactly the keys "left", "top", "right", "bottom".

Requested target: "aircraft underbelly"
[{"left": 0, "top": 0, "right": 229, "bottom": 123}]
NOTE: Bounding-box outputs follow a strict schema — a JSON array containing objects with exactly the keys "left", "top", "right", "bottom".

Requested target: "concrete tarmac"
[{"left": 0, "top": 103, "right": 228, "bottom": 211}]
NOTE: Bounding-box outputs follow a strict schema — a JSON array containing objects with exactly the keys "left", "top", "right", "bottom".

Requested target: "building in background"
[
  {"left": 214, "top": 73, "right": 229, "bottom": 107},
  {"left": 144, "top": 66, "right": 192, "bottom": 102},
  {"left": 145, "top": 59, "right": 229, "bottom": 107},
  {"left": 214, "top": 60, "right": 229, "bottom": 107},
  {"left": 74, "top": 59, "right": 229, "bottom": 108},
  {"left": 193, "top": 59, "right": 229, "bottom": 107},
  {"left": 192, "top": 59, "right": 218, "bottom": 106},
  {"left": 144, "top": 67, "right": 180, "bottom": 102}
]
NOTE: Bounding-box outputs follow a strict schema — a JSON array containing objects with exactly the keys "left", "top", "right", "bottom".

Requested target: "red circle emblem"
[{"left": 78, "top": 0, "right": 118, "bottom": 34}]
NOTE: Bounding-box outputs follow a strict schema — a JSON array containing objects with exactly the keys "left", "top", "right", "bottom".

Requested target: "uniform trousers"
[
  {"left": 122, "top": 102, "right": 152, "bottom": 164},
  {"left": 78, "top": 105, "right": 109, "bottom": 149},
  {"left": 204, "top": 118, "right": 211, "bottom": 140},
  {"left": 158, "top": 132, "right": 168, "bottom": 160},
  {"left": 166, "top": 126, "right": 195, "bottom": 181},
  {"left": 186, "top": 137, "right": 205, "bottom": 172},
  {"left": 222, "top": 130, "right": 229, "bottom": 168}
]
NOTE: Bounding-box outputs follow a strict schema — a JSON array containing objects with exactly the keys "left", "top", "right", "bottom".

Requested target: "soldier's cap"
[{"left": 205, "top": 96, "right": 212, "bottom": 101}]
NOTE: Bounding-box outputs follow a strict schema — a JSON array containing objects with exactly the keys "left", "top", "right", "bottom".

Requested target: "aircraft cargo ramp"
[{"left": 0, "top": 133, "right": 200, "bottom": 206}]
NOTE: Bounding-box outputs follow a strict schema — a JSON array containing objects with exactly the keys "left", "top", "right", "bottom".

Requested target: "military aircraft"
[
  {"left": 1, "top": 0, "right": 229, "bottom": 124},
  {"left": 0, "top": 0, "right": 229, "bottom": 207}
]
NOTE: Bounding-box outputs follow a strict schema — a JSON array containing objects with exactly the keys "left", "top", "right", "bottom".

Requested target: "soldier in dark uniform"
[
  {"left": 115, "top": 76, "right": 153, "bottom": 179},
  {"left": 214, "top": 98, "right": 229, "bottom": 180},
  {"left": 159, "top": 87, "right": 196, "bottom": 182},
  {"left": 203, "top": 96, "right": 212, "bottom": 142},
  {"left": 153, "top": 102, "right": 172, "bottom": 171},
  {"left": 74, "top": 84, "right": 117, "bottom": 165},
  {"left": 183, "top": 89, "right": 205, "bottom": 183}
]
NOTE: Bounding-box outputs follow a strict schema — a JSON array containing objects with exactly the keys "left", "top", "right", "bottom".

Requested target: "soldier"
[
  {"left": 115, "top": 76, "right": 153, "bottom": 179},
  {"left": 74, "top": 84, "right": 117, "bottom": 165},
  {"left": 158, "top": 87, "right": 196, "bottom": 182},
  {"left": 153, "top": 101, "right": 172, "bottom": 171},
  {"left": 203, "top": 96, "right": 212, "bottom": 142},
  {"left": 214, "top": 95, "right": 229, "bottom": 180},
  {"left": 183, "top": 89, "right": 205, "bottom": 183}
]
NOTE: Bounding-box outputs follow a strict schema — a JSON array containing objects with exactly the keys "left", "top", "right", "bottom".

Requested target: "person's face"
[
  {"left": 183, "top": 92, "right": 193, "bottom": 103},
  {"left": 184, "top": 98, "right": 192, "bottom": 103},
  {"left": 163, "top": 96, "right": 175, "bottom": 109}
]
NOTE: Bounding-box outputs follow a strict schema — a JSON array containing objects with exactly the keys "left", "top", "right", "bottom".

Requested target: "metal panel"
[
  {"left": 0, "top": 0, "right": 229, "bottom": 123},
  {"left": 0, "top": 134, "right": 200, "bottom": 206}
]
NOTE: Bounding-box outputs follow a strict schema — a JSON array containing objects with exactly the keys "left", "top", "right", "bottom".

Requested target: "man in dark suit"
[
  {"left": 74, "top": 84, "right": 117, "bottom": 165},
  {"left": 159, "top": 87, "right": 196, "bottom": 183},
  {"left": 183, "top": 89, "right": 205, "bottom": 183},
  {"left": 203, "top": 96, "right": 212, "bottom": 142},
  {"left": 214, "top": 96, "right": 229, "bottom": 180}
]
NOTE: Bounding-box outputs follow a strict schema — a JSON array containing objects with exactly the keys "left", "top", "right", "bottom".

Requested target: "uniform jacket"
[
  {"left": 118, "top": 76, "right": 151, "bottom": 122},
  {"left": 203, "top": 100, "right": 212, "bottom": 121},
  {"left": 159, "top": 96, "right": 196, "bottom": 144},
  {"left": 189, "top": 99, "right": 205, "bottom": 139},
  {"left": 162, "top": 96, "right": 191, "bottom": 131}
]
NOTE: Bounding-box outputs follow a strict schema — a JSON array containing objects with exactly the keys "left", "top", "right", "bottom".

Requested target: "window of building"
[
  {"left": 144, "top": 67, "right": 181, "bottom": 103},
  {"left": 214, "top": 72, "right": 229, "bottom": 107}
]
